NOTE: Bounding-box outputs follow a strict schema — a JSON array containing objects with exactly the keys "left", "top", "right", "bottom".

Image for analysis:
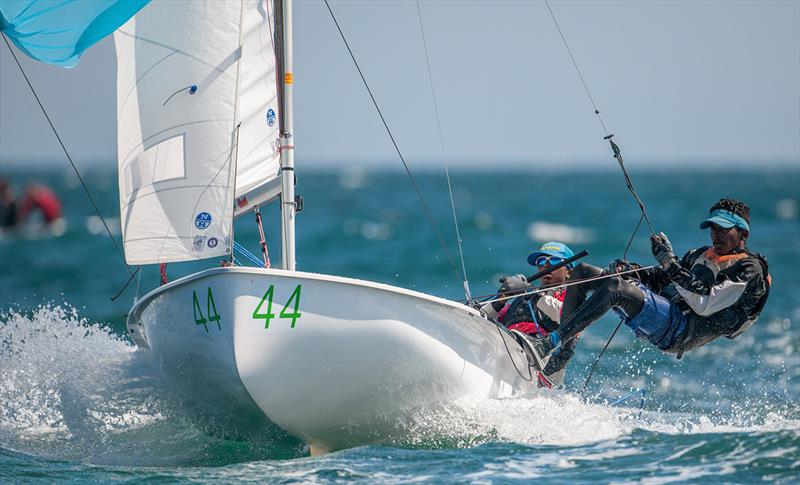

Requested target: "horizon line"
[{"left": 1, "top": 157, "right": 798, "bottom": 171}]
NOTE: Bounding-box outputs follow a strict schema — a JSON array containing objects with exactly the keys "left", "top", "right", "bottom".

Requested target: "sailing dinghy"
[{"left": 115, "top": 0, "right": 536, "bottom": 453}]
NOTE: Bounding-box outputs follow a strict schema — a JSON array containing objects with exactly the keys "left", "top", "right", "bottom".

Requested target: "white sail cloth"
[{"left": 115, "top": 0, "right": 280, "bottom": 265}]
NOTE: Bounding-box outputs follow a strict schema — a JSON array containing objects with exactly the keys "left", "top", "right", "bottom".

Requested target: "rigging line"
[
  {"left": 610, "top": 138, "right": 656, "bottom": 235},
  {"left": 580, "top": 317, "right": 625, "bottom": 395},
  {"left": 2, "top": 34, "right": 132, "bottom": 276},
  {"left": 135, "top": 264, "right": 142, "bottom": 298},
  {"left": 110, "top": 267, "right": 142, "bottom": 301},
  {"left": 415, "top": 0, "right": 472, "bottom": 300},
  {"left": 323, "top": 0, "right": 462, "bottom": 283},
  {"left": 479, "top": 265, "right": 656, "bottom": 305},
  {"left": 544, "top": 1, "right": 658, "bottom": 386},
  {"left": 623, "top": 213, "right": 644, "bottom": 261},
  {"left": 543, "top": 0, "right": 609, "bottom": 136},
  {"left": 488, "top": 312, "right": 534, "bottom": 382},
  {"left": 543, "top": 2, "right": 656, "bottom": 235}
]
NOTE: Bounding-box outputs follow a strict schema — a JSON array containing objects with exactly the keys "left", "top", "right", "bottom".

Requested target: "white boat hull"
[{"left": 127, "top": 267, "right": 536, "bottom": 452}]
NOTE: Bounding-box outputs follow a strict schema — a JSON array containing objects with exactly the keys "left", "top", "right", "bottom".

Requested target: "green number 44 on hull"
[
  {"left": 193, "top": 287, "right": 221, "bottom": 332},
  {"left": 253, "top": 284, "right": 302, "bottom": 329}
]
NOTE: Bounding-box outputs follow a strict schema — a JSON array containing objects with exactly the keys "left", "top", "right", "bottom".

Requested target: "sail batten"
[{"left": 115, "top": 0, "right": 281, "bottom": 265}]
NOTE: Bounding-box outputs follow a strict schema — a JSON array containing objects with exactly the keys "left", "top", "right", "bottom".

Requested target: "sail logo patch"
[
  {"left": 192, "top": 236, "right": 206, "bottom": 251},
  {"left": 266, "top": 108, "right": 276, "bottom": 127},
  {"left": 195, "top": 212, "right": 212, "bottom": 229},
  {"left": 207, "top": 237, "right": 218, "bottom": 248}
]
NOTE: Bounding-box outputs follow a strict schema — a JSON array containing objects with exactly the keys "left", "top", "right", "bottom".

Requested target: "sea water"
[{"left": 1, "top": 166, "right": 798, "bottom": 483}]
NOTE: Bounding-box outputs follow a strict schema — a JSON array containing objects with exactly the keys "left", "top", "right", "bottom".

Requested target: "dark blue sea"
[{"left": 1, "top": 165, "right": 798, "bottom": 483}]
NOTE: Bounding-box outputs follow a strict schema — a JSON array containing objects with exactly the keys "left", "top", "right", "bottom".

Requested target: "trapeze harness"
[
  {"left": 498, "top": 289, "right": 569, "bottom": 388},
  {"left": 664, "top": 247, "right": 771, "bottom": 358},
  {"left": 499, "top": 288, "right": 565, "bottom": 337}
]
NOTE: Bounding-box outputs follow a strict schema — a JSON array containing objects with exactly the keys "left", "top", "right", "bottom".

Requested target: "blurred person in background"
[
  {"left": 0, "top": 178, "right": 19, "bottom": 228},
  {"left": 18, "top": 182, "right": 62, "bottom": 225}
]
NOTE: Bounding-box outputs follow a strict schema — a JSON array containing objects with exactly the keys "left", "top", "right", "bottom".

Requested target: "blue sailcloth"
[{"left": 0, "top": 0, "right": 149, "bottom": 67}]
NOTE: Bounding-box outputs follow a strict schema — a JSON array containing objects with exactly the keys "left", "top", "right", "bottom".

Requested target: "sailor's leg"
[
  {"left": 561, "top": 263, "right": 606, "bottom": 322},
  {"left": 518, "top": 276, "right": 646, "bottom": 372},
  {"left": 557, "top": 276, "right": 645, "bottom": 343},
  {"left": 541, "top": 339, "right": 576, "bottom": 386},
  {"left": 623, "top": 286, "right": 687, "bottom": 350}
]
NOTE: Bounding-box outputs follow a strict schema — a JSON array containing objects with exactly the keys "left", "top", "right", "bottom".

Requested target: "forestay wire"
[
  {"left": 2, "top": 34, "right": 132, "bottom": 277},
  {"left": 415, "top": 1, "right": 473, "bottom": 302},
  {"left": 323, "top": 0, "right": 464, "bottom": 287}
]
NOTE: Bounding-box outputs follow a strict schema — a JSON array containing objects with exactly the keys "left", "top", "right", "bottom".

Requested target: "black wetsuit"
[
  {"left": 503, "top": 291, "right": 578, "bottom": 377},
  {"left": 552, "top": 246, "right": 769, "bottom": 360}
]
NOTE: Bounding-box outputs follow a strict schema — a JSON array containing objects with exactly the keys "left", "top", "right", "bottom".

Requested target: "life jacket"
[
  {"left": 727, "top": 251, "right": 770, "bottom": 339},
  {"left": 504, "top": 289, "right": 565, "bottom": 336},
  {"left": 667, "top": 246, "right": 771, "bottom": 357}
]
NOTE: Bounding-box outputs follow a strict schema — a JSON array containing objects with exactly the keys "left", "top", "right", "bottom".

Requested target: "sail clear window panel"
[{"left": 124, "top": 134, "right": 187, "bottom": 198}]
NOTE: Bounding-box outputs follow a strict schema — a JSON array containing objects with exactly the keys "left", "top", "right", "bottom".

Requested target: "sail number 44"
[
  {"left": 253, "top": 285, "right": 302, "bottom": 329},
  {"left": 193, "top": 287, "right": 221, "bottom": 332}
]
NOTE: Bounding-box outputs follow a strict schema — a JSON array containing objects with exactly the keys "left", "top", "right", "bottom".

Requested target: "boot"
[{"left": 511, "top": 330, "right": 556, "bottom": 372}]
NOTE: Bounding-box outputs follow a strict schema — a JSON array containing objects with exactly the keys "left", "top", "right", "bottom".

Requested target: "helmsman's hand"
[
  {"left": 498, "top": 274, "right": 530, "bottom": 296},
  {"left": 492, "top": 274, "right": 530, "bottom": 312},
  {"left": 650, "top": 232, "right": 678, "bottom": 270}
]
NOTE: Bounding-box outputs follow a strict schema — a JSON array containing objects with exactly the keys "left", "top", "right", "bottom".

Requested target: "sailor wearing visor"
[
  {"left": 517, "top": 198, "right": 771, "bottom": 373},
  {"left": 486, "top": 241, "right": 580, "bottom": 387}
]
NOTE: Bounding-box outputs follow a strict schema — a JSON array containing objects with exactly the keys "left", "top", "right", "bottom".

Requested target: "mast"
[{"left": 276, "top": 0, "right": 296, "bottom": 270}]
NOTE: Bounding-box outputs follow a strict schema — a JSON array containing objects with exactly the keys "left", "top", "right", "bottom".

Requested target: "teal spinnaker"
[{"left": 0, "top": 0, "right": 149, "bottom": 68}]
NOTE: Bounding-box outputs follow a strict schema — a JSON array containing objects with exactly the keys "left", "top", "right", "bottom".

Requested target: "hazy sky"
[{"left": 1, "top": 0, "right": 798, "bottom": 169}]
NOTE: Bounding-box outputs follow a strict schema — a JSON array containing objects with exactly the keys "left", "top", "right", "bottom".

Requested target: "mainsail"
[{"left": 115, "top": 0, "right": 281, "bottom": 265}]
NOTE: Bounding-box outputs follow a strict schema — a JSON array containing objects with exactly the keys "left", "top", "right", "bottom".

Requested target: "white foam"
[
  {"left": 1, "top": 306, "right": 132, "bottom": 433},
  {"left": 399, "top": 387, "right": 800, "bottom": 450},
  {"left": 402, "top": 391, "right": 633, "bottom": 448},
  {"left": 0, "top": 305, "right": 168, "bottom": 461}
]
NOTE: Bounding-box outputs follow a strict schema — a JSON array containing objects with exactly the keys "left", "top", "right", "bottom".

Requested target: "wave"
[
  {"left": 1, "top": 304, "right": 796, "bottom": 471},
  {"left": 0, "top": 305, "right": 302, "bottom": 466}
]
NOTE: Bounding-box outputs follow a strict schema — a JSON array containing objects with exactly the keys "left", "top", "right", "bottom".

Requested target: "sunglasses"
[{"left": 534, "top": 255, "right": 565, "bottom": 268}]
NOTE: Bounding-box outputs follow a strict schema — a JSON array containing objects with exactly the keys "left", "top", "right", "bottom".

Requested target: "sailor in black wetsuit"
[
  {"left": 484, "top": 242, "right": 578, "bottom": 386},
  {"left": 516, "top": 198, "right": 770, "bottom": 372}
]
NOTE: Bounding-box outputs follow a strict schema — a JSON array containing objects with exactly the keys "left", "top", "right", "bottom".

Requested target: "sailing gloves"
[
  {"left": 606, "top": 259, "right": 628, "bottom": 275},
  {"left": 606, "top": 259, "right": 646, "bottom": 280},
  {"left": 494, "top": 274, "right": 531, "bottom": 311},
  {"left": 499, "top": 274, "right": 530, "bottom": 294},
  {"left": 651, "top": 232, "right": 678, "bottom": 270}
]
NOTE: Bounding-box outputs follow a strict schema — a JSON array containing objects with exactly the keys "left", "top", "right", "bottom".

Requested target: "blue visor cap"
[
  {"left": 700, "top": 209, "right": 750, "bottom": 232},
  {"left": 527, "top": 241, "right": 575, "bottom": 268}
]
